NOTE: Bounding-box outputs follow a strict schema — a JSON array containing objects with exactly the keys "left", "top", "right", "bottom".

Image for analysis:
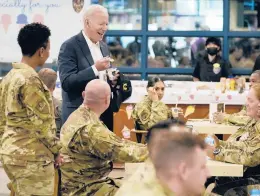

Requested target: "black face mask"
[{"left": 207, "top": 47, "right": 219, "bottom": 56}]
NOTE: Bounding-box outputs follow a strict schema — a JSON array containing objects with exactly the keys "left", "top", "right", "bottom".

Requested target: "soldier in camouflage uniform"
[
  {"left": 117, "top": 130, "right": 210, "bottom": 196},
  {"left": 0, "top": 23, "right": 62, "bottom": 196},
  {"left": 207, "top": 84, "right": 260, "bottom": 195},
  {"left": 131, "top": 77, "right": 172, "bottom": 131},
  {"left": 38, "top": 68, "right": 62, "bottom": 138},
  {"left": 213, "top": 70, "right": 260, "bottom": 126},
  {"left": 60, "top": 79, "right": 148, "bottom": 196}
]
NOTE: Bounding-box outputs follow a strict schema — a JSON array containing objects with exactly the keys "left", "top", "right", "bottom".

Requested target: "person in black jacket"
[
  {"left": 192, "top": 37, "right": 231, "bottom": 82},
  {"left": 58, "top": 4, "right": 132, "bottom": 131}
]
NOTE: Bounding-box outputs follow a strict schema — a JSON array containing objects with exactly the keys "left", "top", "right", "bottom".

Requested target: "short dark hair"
[
  {"left": 146, "top": 118, "right": 186, "bottom": 143},
  {"left": 147, "top": 76, "right": 164, "bottom": 88},
  {"left": 17, "top": 23, "right": 51, "bottom": 57},
  {"left": 205, "top": 37, "right": 221, "bottom": 49}
]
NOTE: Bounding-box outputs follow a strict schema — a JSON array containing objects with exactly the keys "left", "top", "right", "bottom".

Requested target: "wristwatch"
[{"left": 213, "top": 148, "right": 221, "bottom": 156}]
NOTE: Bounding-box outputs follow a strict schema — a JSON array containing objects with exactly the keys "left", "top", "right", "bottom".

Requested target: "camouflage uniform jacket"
[
  {"left": 224, "top": 105, "right": 251, "bottom": 126},
  {"left": 116, "top": 159, "right": 219, "bottom": 196},
  {"left": 131, "top": 96, "right": 172, "bottom": 130},
  {"left": 215, "top": 118, "right": 260, "bottom": 167},
  {"left": 0, "top": 63, "right": 61, "bottom": 163},
  {"left": 60, "top": 105, "right": 148, "bottom": 195},
  {"left": 115, "top": 159, "right": 174, "bottom": 196},
  {"left": 53, "top": 96, "right": 62, "bottom": 138},
  {"left": 214, "top": 119, "right": 260, "bottom": 194}
]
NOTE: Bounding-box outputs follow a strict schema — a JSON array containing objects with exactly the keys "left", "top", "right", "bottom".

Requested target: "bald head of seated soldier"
[
  {"left": 150, "top": 132, "right": 210, "bottom": 196},
  {"left": 38, "top": 68, "right": 57, "bottom": 93},
  {"left": 82, "top": 79, "right": 111, "bottom": 116}
]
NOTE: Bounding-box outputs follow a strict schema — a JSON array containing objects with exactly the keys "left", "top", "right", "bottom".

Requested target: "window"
[
  {"left": 148, "top": 0, "right": 223, "bottom": 31},
  {"left": 230, "top": 0, "right": 260, "bottom": 31},
  {"left": 229, "top": 37, "right": 260, "bottom": 68},
  {"left": 98, "top": 0, "right": 142, "bottom": 30},
  {"left": 148, "top": 37, "right": 222, "bottom": 68},
  {"left": 105, "top": 36, "right": 141, "bottom": 67}
]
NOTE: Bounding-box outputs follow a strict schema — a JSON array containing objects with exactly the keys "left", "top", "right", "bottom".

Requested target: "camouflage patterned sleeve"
[
  {"left": 83, "top": 125, "right": 148, "bottom": 162},
  {"left": 215, "top": 125, "right": 260, "bottom": 167},
  {"left": 224, "top": 106, "right": 249, "bottom": 126},
  {"left": 132, "top": 101, "right": 169, "bottom": 130},
  {"left": 53, "top": 98, "right": 62, "bottom": 137},
  {"left": 21, "top": 77, "right": 61, "bottom": 154},
  {"left": 227, "top": 115, "right": 251, "bottom": 126}
]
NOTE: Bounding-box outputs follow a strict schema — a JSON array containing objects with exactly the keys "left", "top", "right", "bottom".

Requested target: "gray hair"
[
  {"left": 83, "top": 4, "right": 108, "bottom": 21},
  {"left": 252, "top": 70, "right": 260, "bottom": 78}
]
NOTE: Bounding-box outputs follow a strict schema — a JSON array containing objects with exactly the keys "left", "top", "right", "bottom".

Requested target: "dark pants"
[
  {"left": 216, "top": 134, "right": 223, "bottom": 140},
  {"left": 58, "top": 169, "right": 62, "bottom": 196}
]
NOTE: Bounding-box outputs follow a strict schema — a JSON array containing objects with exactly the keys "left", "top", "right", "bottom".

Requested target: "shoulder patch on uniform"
[{"left": 123, "top": 83, "right": 128, "bottom": 91}]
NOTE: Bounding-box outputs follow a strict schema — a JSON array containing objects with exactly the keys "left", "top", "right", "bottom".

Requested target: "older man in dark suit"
[{"left": 58, "top": 4, "right": 132, "bottom": 131}]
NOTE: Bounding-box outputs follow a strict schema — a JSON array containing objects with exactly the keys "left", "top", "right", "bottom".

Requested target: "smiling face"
[{"left": 84, "top": 10, "right": 109, "bottom": 43}]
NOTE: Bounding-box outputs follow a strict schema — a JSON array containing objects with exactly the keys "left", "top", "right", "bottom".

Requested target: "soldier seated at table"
[
  {"left": 60, "top": 79, "right": 148, "bottom": 196},
  {"left": 206, "top": 83, "right": 260, "bottom": 195},
  {"left": 213, "top": 70, "right": 260, "bottom": 126},
  {"left": 116, "top": 118, "right": 191, "bottom": 195},
  {"left": 131, "top": 76, "right": 173, "bottom": 131},
  {"left": 117, "top": 129, "right": 211, "bottom": 196}
]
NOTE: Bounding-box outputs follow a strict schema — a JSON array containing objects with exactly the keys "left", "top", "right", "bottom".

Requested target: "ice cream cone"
[
  {"left": 3, "top": 23, "right": 9, "bottom": 33},
  {"left": 126, "top": 105, "right": 133, "bottom": 119},
  {"left": 184, "top": 105, "right": 195, "bottom": 118}
]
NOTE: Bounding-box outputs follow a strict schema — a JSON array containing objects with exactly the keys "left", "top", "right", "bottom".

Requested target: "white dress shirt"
[{"left": 82, "top": 30, "right": 107, "bottom": 81}]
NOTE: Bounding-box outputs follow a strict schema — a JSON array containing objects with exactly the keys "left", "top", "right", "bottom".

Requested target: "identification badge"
[{"left": 213, "top": 63, "right": 221, "bottom": 75}]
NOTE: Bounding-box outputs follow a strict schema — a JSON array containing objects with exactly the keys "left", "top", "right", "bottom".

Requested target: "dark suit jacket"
[{"left": 58, "top": 31, "right": 132, "bottom": 131}]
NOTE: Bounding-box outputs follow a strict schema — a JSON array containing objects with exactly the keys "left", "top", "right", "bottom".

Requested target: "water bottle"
[
  {"left": 250, "top": 189, "right": 260, "bottom": 196},
  {"left": 205, "top": 136, "right": 215, "bottom": 146}
]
